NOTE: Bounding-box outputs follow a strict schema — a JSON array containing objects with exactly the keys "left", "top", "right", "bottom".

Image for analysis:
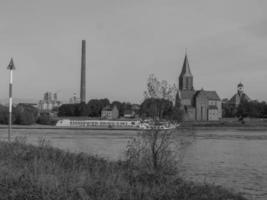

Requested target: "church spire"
[
  {"left": 180, "top": 53, "right": 192, "bottom": 77},
  {"left": 179, "top": 53, "right": 194, "bottom": 91}
]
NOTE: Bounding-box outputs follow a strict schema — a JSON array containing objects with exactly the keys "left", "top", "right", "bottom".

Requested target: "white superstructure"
[
  {"left": 56, "top": 119, "right": 141, "bottom": 128},
  {"left": 56, "top": 119, "right": 179, "bottom": 130}
]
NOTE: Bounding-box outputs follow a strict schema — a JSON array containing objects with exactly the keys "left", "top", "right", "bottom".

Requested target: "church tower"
[{"left": 179, "top": 53, "right": 194, "bottom": 91}]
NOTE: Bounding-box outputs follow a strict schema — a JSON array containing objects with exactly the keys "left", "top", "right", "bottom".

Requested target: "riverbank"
[
  {"left": 0, "top": 140, "right": 247, "bottom": 200},
  {"left": 1, "top": 122, "right": 267, "bottom": 131},
  {"left": 181, "top": 118, "right": 267, "bottom": 130}
]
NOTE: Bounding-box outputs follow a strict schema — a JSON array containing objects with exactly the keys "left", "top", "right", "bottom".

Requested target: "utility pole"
[{"left": 7, "top": 58, "right": 15, "bottom": 142}]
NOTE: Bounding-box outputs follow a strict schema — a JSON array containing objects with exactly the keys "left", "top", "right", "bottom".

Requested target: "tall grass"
[{"left": 0, "top": 139, "right": 247, "bottom": 200}]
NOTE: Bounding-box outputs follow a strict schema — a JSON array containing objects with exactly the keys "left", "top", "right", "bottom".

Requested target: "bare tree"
[
  {"left": 144, "top": 74, "right": 177, "bottom": 104},
  {"left": 126, "top": 128, "right": 177, "bottom": 176},
  {"left": 126, "top": 74, "right": 185, "bottom": 178}
]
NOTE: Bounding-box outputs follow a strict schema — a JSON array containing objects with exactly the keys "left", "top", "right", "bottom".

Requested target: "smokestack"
[{"left": 80, "top": 40, "right": 86, "bottom": 103}]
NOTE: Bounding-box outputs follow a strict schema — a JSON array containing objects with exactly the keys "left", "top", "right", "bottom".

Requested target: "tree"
[
  {"left": 0, "top": 105, "right": 11, "bottom": 124},
  {"left": 171, "top": 92, "right": 184, "bottom": 122},
  {"left": 125, "top": 75, "right": 182, "bottom": 181},
  {"left": 171, "top": 107, "right": 183, "bottom": 122},
  {"left": 77, "top": 102, "right": 90, "bottom": 116},
  {"left": 111, "top": 101, "right": 132, "bottom": 117},
  {"left": 14, "top": 104, "right": 39, "bottom": 125},
  {"left": 143, "top": 74, "right": 183, "bottom": 122},
  {"left": 222, "top": 102, "right": 236, "bottom": 118},
  {"left": 236, "top": 99, "right": 250, "bottom": 123},
  {"left": 144, "top": 74, "right": 177, "bottom": 103},
  {"left": 87, "top": 98, "right": 110, "bottom": 117},
  {"left": 37, "top": 112, "right": 57, "bottom": 125},
  {"left": 140, "top": 98, "right": 173, "bottom": 120},
  {"left": 58, "top": 104, "right": 79, "bottom": 117},
  {"left": 126, "top": 129, "right": 177, "bottom": 176}
]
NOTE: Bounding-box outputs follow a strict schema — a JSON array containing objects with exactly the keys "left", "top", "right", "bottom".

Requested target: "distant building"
[
  {"left": 39, "top": 92, "right": 61, "bottom": 112},
  {"left": 101, "top": 105, "right": 119, "bottom": 120},
  {"left": 176, "top": 54, "right": 222, "bottom": 121},
  {"left": 69, "top": 93, "right": 80, "bottom": 104},
  {"left": 228, "top": 82, "right": 250, "bottom": 107}
]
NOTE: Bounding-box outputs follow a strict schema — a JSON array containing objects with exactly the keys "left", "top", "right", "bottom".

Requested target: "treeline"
[
  {"left": 0, "top": 97, "right": 183, "bottom": 125},
  {"left": 140, "top": 98, "right": 183, "bottom": 121},
  {"left": 223, "top": 100, "right": 267, "bottom": 118},
  {"left": 0, "top": 104, "right": 55, "bottom": 125},
  {"left": 58, "top": 98, "right": 183, "bottom": 122},
  {"left": 58, "top": 99, "right": 133, "bottom": 117}
]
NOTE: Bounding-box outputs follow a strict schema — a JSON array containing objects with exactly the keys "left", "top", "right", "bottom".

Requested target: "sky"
[{"left": 0, "top": 0, "right": 266, "bottom": 104}]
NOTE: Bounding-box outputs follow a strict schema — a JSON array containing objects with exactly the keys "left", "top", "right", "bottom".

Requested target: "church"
[
  {"left": 228, "top": 82, "right": 250, "bottom": 107},
  {"left": 176, "top": 54, "right": 222, "bottom": 121}
]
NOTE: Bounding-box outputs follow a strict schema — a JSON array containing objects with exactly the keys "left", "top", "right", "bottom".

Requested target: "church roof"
[
  {"left": 204, "top": 91, "right": 221, "bottom": 100},
  {"left": 179, "top": 54, "right": 192, "bottom": 77},
  {"left": 180, "top": 90, "right": 220, "bottom": 101},
  {"left": 194, "top": 90, "right": 220, "bottom": 101},
  {"left": 102, "top": 105, "right": 118, "bottom": 111}
]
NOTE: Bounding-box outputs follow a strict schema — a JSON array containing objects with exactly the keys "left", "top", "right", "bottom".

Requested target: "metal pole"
[
  {"left": 7, "top": 58, "right": 15, "bottom": 143},
  {"left": 8, "top": 70, "right": 13, "bottom": 142}
]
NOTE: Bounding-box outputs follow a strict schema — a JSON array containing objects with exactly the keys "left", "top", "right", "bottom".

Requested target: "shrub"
[
  {"left": 37, "top": 113, "right": 57, "bottom": 125},
  {"left": 14, "top": 104, "right": 38, "bottom": 125},
  {"left": 0, "top": 105, "right": 10, "bottom": 124},
  {"left": 126, "top": 128, "right": 178, "bottom": 179}
]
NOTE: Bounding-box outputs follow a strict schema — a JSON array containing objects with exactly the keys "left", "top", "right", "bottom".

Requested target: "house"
[{"left": 101, "top": 105, "right": 119, "bottom": 120}]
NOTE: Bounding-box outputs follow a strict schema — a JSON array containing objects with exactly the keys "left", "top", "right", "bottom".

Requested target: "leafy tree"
[
  {"left": 171, "top": 92, "right": 184, "bottom": 122},
  {"left": 14, "top": 104, "right": 39, "bottom": 125},
  {"left": 171, "top": 106, "right": 183, "bottom": 122},
  {"left": 58, "top": 104, "right": 79, "bottom": 117},
  {"left": 87, "top": 98, "right": 110, "bottom": 117},
  {"left": 77, "top": 102, "right": 90, "bottom": 116},
  {"left": 222, "top": 102, "right": 236, "bottom": 117},
  {"left": 140, "top": 98, "right": 173, "bottom": 120},
  {"left": 0, "top": 105, "right": 11, "bottom": 124},
  {"left": 142, "top": 74, "right": 183, "bottom": 121},
  {"left": 37, "top": 112, "right": 57, "bottom": 125}
]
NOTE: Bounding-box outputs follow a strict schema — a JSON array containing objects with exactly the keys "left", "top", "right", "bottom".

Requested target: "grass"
[{"left": 0, "top": 139, "right": 247, "bottom": 200}]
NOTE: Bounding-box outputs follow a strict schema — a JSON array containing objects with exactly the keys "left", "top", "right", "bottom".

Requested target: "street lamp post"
[{"left": 7, "top": 58, "right": 15, "bottom": 142}]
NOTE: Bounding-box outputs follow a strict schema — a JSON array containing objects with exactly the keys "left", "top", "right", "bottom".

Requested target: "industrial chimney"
[{"left": 80, "top": 40, "right": 86, "bottom": 103}]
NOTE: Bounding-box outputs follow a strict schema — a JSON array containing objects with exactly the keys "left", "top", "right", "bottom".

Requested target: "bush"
[
  {"left": 36, "top": 113, "right": 57, "bottom": 125},
  {"left": 0, "top": 105, "right": 10, "bottom": 124},
  {"left": 126, "top": 128, "right": 178, "bottom": 178},
  {"left": 14, "top": 104, "right": 38, "bottom": 125}
]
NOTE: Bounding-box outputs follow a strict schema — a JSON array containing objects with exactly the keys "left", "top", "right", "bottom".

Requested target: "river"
[{"left": 0, "top": 128, "right": 266, "bottom": 200}]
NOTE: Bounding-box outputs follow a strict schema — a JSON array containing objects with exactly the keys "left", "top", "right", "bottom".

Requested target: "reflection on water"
[{"left": 0, "top": 128, "right": 267, "bottom": 199}]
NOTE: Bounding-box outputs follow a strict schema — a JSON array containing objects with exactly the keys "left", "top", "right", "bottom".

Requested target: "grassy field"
[{"left": 0, "top": 139, "right": 247, "bottom": 200}]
